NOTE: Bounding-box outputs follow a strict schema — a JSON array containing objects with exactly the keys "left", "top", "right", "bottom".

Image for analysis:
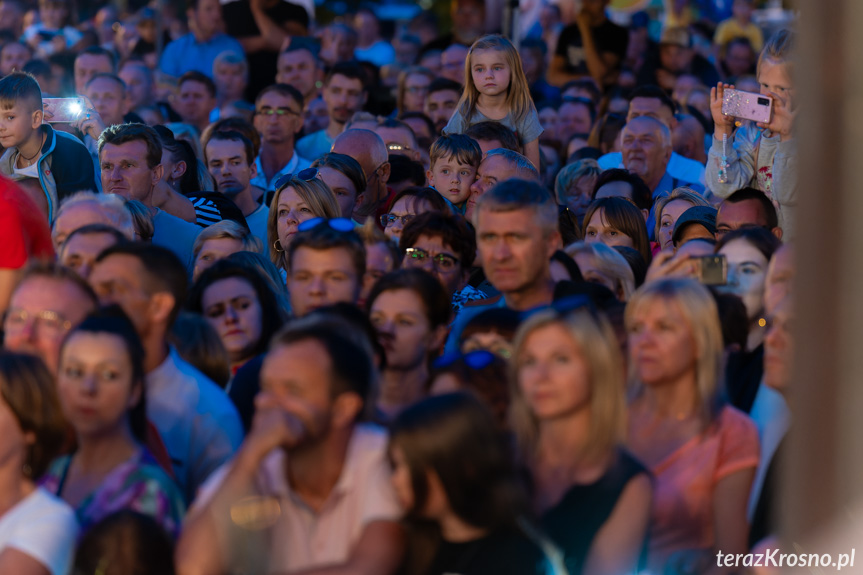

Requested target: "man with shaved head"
[
  {"left": 331, "top": 128, "right": 390, "bottom": 223},
  {"left": 467, "top": 148, "right": 540, "bottom": 219}
]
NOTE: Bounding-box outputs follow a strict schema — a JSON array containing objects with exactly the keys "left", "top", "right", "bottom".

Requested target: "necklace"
[{"left": 18, "top": 133, "right": 45, "bottom": 167}]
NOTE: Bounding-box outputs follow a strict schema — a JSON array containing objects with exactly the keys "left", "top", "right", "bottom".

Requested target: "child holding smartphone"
[{"left": 706, "top": 29, "right": 797, "bottom": 239}]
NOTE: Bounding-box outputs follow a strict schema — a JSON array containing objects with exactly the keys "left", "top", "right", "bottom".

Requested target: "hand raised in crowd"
[
  {"left": 71, "top": 95, "right": 107, "bottom": 141},
  {"left": 244, "top": 392, "right": 307, "bottom": 462},
  {"left": 758, "top": 90, "right": 796, "bottom": 142},
  {"left": 710, "top": 82, "right": 738, "bottom": 138},
  {"left": 644, "top": 250, "right": 699, "bottom": 283}
]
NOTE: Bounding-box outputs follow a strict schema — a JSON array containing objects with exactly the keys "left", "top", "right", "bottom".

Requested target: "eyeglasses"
[
  {"left": 3, "top": 308, "right": 72, "bottom": 337},
  {"left": 387, "top": 143, "right": 412, "bottom": 152},
  {"left": 404, "top": 247, "right": 460, "bottom": 272},
  {"left": 274, "top": 167, "right": 320, "bottom": 191},
  {"left": 380, "top": 213, "right": 414, "bottom": 228},
  {"left": 433, "top": 349, "right": 497, "bottom": 370},
  {"left": 405, "top": 86, "right": 429, "bottom": 94},
  {"left": 256, "top": 108, "right": 301, "bottom": 117},
  {"left": 297, "top": 217, "right": 356, "bottom": 233}
]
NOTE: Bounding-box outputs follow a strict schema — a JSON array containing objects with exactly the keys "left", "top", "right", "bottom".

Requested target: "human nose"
[
  {"left": 80, "top": 372, "right": 98, "bottom": 394},
  {"left": 108, "top": 165, "right": 122, "bottom": 181},
  {"left": 224, "top": 305, "right": 239, "bottom": 324},
  {"left": 308, "top": 275, "right": 326, "bottom": 295},
  {"left": 470, "top": 179, "right": 482, "bottom": 195}
]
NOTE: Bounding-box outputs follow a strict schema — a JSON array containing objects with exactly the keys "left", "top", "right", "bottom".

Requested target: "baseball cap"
[
  {"left": 672, "top": 205, "right": 717, "bottom": 245},
  {"left": 660, "top": 27, "right": 692, "bottom": 49}
]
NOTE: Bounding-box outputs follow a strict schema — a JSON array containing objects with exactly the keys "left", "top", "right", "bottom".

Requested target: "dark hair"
[
  {"left": 388, "top": 154, "right": 426, "bottom": 188},
  {"left": 592, "top": 168, "right": 653, "bottom": 211},
  {"left": 390, "top": 392, "right": 527, "bottom": 529},
  {"left": 710, "top": 290, "right": 749, "bottom": 351},
  {"left": 283, "top": 36, "right": 321, "bottom": 59},
  {"left": 21, "top": 59, "right": 51, "bottom": 81},
  {"left": 287, "top": 224, "right": 367, "bottom": 278},
  {"left": 187, "top": 260, "right": 289, "bottom": 362},
  {"left": 459, "top": 308, "right": 522, "bottom": 344},
  {"left": 399, "top": 111, "right": 436, "bottom": 139},
  {"left": 178, "top": 70, "right": 216, "bottom": 98},
  {"left": 427, "top": 77, "right": 462, "bottom": 97},
  {"left": 169, "top": 312, "right": 231, "bottom": 388},
  {"left": 73, "top": 511, "right": 176, "bottom": 575},
  {"left": 95, "top": 243, "right": 188, "bottom": 326},
  {"left": 255, "top": 82, "right": 304, "bottom": 110},
  {"left": 550, "top": 249, "right": 584, "bottom": 282},
  {"left": 85, "top": 72, "right": 126, "bottom": 93},
  {"left": 561, "top": 96, "right": 597, "bottom": 125},
  {"left": 67, "top": 306, "right": 148, "bottom": 442},
  {"left": 98, "top": 123, "right": 163, "bottom": 169},
  {"left": 628, "top": 84, "right": 676, "bottom": 117},
  {"left": 464, "top": 121, "right": 521, "bottom": 154},
  {"left": 582, "top": 197, "right": 652, "bottom": 264},
  {"left": 0, "top": 71, "right": 41, "bottom": 112},
  {"left": 388, "top": 186, "right": 453, "bottom": 215},
  {"left": 77, "top": 46, "right": 116, "bottom": 71},
  {"left": 366, "top": 268, "right": 450, "bottom": 330},
  {"left": 561, "top": 78, "right": 601, "bottom": 103},
  {"left": 0, "top": 351, "right": 66, "bottom": 479},
  {"left": 311, "top": 152, "right": 367, "bottom": 197},
  {"left": 18, "top": 260, "right": 99, "bottom": 308},
  {"left": 589, "top": 112, "right": 626, "bottom": 153},
  {"left": 271, "top": 322, "right": 373, "bottom": 403},
  {"left": 325, "top": 61, "right": 367, "bottom": 90},
  {"left": 715, "top": 226, "right": 781, "bottom": 261},
  {"left": 430, "top": 133, "right": 482, "bottom": 168},
  {"left": 62, "top": 223, "right": 128, "bottom": 250},
  {"left": 400, "top": 211, "right": 477, "bottom": 270},
  {"left": 612, "top": 245, "right": 647, "bottom": 288},
  {"left": 153, "top": 125, "right": 201, "bottom": 194},
  {"left": 202, "top": 117, "right": 261, "bottom": 159},
  {"left": 722, "top": 187, "right": 780, "bottom": 230},
  {"left": 430, "top": 354, "right": 510, "bottom": 429},
  {"left": 204, "top": 130, "right": 255, "bottom": 165}
]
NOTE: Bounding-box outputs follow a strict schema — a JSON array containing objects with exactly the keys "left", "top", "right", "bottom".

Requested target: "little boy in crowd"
[
  {"left": 0, "top": 72, "right": 96, "bottom": 222},
  {"left": 426, "top": 133, "right": 482, "bottom": 214}
]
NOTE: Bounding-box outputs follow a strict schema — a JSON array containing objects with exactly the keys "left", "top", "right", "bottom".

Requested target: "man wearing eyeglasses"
[
  {"left": 373, "top": 119, "right": 421, "bottom": 163},
  {"left": 250, "top": 84, "right": 311, "bottom": 195}
]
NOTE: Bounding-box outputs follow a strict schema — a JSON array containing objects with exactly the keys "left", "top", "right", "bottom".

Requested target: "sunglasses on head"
[
  {"left": 297, "top": 217, "right": 356, "bottom": 233},
  {"left": 274, "top": 167, "right": 320, "bottom": 191},
  {"left": 433, "top": 349, "right": 497, "bottom": 371}
]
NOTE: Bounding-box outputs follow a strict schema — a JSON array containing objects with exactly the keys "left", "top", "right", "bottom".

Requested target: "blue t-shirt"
[
  {"left": 295, "top": 130, "right": 335, "bottom": 162},
  {"left": 152, "top": 209, "right": 202, "bottom": 270},
  {"left": 159, "top": 33, "right": 245, "bottom": 78}
]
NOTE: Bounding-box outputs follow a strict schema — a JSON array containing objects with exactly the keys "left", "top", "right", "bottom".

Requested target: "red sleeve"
[
  {"left": 0, "top": 179, "right": 53, "bottom": 268},
  {"left": 714, "top": 406, "right": 761, "bottom": 482}
]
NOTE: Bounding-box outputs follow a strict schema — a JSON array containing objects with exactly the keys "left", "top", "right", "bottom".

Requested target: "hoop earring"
[{"left": 273, "top": 239, "right": 284, "bottom": 253}]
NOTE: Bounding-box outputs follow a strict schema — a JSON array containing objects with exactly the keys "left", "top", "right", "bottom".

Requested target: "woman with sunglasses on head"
[
  {"left": 512, "top": 304, "right": 652, "bottom": 575},
  {"left": 380, "top": 186, "right": 452, "bottom": 242},
  {"left": 428, "top": 350, "right": 510, "bottom": 430},
  {"left": 0, "top": 351, "right": 76, "bottom": 575},
  {"left": 40, "top": 308, "right": 185, "bottom": 538},
  {"left": 187, "top": 259, "right": 289, "bottom": 374},
  {"left": 625, "top": 278, "right": 759, "bottom": 574},
  {"left": 389, "top": 393, "right": 566, "bottom": 575},
  {"left": 267, "top": 169, "right": 341, "bottom": 270},
  {"left": 367, "top": 269, "right": 450, "bottom": 421}
]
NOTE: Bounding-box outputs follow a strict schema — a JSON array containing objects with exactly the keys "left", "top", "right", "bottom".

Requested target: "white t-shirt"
[{"left": 0, "top": 487, "right": 78, "bottom": 575}]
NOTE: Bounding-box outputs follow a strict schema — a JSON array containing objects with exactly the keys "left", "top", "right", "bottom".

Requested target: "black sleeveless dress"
[{"left": 540, "top": 449, "right": 649, "bottom": 575}]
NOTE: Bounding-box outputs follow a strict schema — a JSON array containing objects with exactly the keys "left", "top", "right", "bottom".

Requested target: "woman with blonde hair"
[
  {"left": 564, "top": 241, "right": 635, "bottom": 301},
  {"left": 554, "top": 159, "right": 601, "bottom": 225},
  {"left": 192, "top": 220, "right": 263, "bottom": 281},
  {"left": 625, "top": 278, "right": 759, "bottom": 573},
  {"left": 396, "top": 66, "right": 435, "bottom": 115},
  {"left": 512, "top": 304, "right": 651, "bottom": 575},
  {"left": 267, "top": 171, "right": 340, "bottom": 269}
]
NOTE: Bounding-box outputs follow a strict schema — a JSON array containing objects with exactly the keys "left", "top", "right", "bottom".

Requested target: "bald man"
[{"left": 331, "top": 128, "right": 391, "bottom": 223}]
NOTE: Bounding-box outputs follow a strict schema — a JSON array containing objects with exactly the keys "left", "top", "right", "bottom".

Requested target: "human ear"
[
  {"left": 148, "top": 291, "right": 175, "bottom": 326},
  {"left": 332, "top": 392, "right": 363, "bottom": 427}
]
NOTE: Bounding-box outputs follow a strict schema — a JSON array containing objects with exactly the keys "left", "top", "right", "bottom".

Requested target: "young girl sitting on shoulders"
[{"left": 443, "top": 35, "right": 544, "bottom": 171}]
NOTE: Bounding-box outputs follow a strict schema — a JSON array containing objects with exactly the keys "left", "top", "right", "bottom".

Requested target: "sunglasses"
[
  {"left": 380, "top": 213, "right": 414, "bottom": 228},
  {"left": 404, "top": 247, "right": 460, "bottom": 272},
  {"left": 274, "top": 167, "right": 320, "bottom": 191},
  {"left": 433, "top": 349, "right": 497, "bottom": 371},
  {"left": 297, "top": 217, "right": 356, "bottom": 233}
]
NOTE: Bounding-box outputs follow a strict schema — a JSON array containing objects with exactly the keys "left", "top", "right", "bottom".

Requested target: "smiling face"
[
  {"left": 201, "top": 276, "right": 263, "bottom": 365},
  {"left": 57, "top": 331, "right": 139, "bottom": 439}
]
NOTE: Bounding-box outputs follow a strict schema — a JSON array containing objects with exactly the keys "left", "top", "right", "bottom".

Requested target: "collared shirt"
[
  {"left": 146, "top": 347, "right": 244, "bottom": 504},
  {"left": 295, "top": 130, "right": 335, "bottom": 163},
  {"left": 245, "top": 203, "right": 269, "bottom": 247},
  {"left": 151, "top": 208, "right": 202, "bottom": 271},
  {"left": 197, "top": 423, "right": 401, "bottom": 572},
  {"left": 599, "top": 151, "right": 706, "bottom": 187},
  {"left": 159, "top": 33, "right": 245, "bottom": 79},
  {"left": 250, "top": 152, "right": 311, "bottom": 193}
]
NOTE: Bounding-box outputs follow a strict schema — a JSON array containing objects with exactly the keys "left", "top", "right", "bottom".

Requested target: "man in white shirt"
[
  {"left": 89, "top": 243, "right": 244, "bottom": 503},
  {"left": 250, "top": 83, "right": 310, "bottom": 198},
  {"left": 177, "top": 321, "right": 404, "bottom": 575},
  {"left": 205, "top": 131, "right": 268, "bottom": 245}
]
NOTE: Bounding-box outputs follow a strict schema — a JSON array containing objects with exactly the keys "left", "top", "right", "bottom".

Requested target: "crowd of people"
[{"left": 0, "top": 0, "right": 798, "bottom": 573}]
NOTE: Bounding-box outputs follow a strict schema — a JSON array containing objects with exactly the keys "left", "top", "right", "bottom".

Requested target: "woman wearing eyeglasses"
[
  {"left": 380, "top": 186, "right": 452, "bottom": 242},
  {"left": 267, "top": 170, "right": 340, "bottom": 270},
  {"left": 187, "top": 259, "right": 289, "bottom": 374},
  {"left": 367, "top": 269, "right": 450, "bottom": 421},
  {"left": 512, "top": 305, "right": 652, "bottom": 575}
]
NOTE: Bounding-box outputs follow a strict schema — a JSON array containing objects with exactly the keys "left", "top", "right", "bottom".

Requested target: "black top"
[
  {"left": 749, "top": 437, "right": 785, "bottom": 547},
  {"left": 185, "top": 191, "right": 249, "bottom": 230},
  {"left": 725, "top": 343, "right": 764, "bottom": 414},
  {"left": 222, "top": 0, "right": 310, "bottom": 101},
  {"left": 540, "top": 449, "right": 648, "bottom": 575},
  {"left": 426, "top": 528, "right": 549, "bottom": 575},
  {"left": 555, "top": 20, "right": 629, "bottom": 80},
  {"left": 228, "top": 353, "right": 264, "bottom": 434},
  {"left": 636, "top": 50, "right": 721, "bottom": 91}
]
